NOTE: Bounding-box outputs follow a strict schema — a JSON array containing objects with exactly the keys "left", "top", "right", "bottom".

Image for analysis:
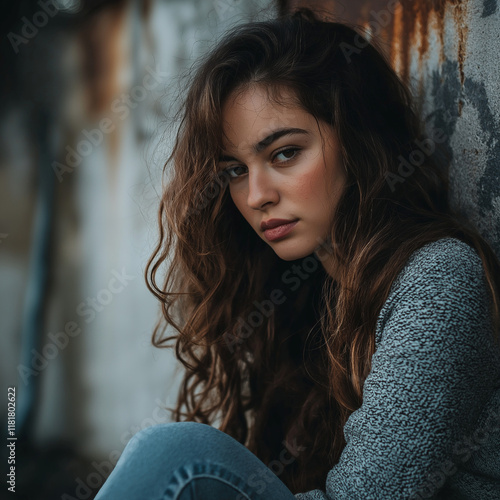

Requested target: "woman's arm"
[{"left": 294, "top": 238, "right": 500, "bottom": 500}]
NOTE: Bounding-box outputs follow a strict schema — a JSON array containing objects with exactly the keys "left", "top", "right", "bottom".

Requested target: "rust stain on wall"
[
  {"left": 79, "top": 1, "right": 128, "bottom": 118},
  {"left": 452, "top": 0, "right": 469, "bottom": 115},
  {"left": 397, "top": 0, "right": 469, "bottom": 113},
  {"left": 77, "top": 0, "right": 129, "bottom": 175},
  {"left": 282, "top": 0, "right": 469, "bottom": 100}
]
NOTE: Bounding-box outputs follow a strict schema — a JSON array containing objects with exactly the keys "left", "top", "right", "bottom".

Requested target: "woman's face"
[{"left": 219, "top": 84, "right": 346, "bottom": 264}]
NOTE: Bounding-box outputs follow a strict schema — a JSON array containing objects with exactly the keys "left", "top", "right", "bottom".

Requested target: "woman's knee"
[{"left": 124, "top": 421, "right": 219, "bottom": 459}]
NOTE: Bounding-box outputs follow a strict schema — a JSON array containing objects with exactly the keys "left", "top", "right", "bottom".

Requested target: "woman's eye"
[
  {"left": 225, "top": 165, "right": 247, "bottom": 178},
  {"left": 222, "top": 148, "right": 301, "bottom": 180},
  {"left": 274, "top": 148, "right": 301, "bottom": 162}
]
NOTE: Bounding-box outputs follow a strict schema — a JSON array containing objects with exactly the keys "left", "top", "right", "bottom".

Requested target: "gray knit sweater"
[{"left": 294, "top": 237, "right": 500, "bottom": 500}]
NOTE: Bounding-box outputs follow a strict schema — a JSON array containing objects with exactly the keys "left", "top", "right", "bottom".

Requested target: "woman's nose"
[{"left": 246, "top": 166, "right": 279, "bottom": 210}]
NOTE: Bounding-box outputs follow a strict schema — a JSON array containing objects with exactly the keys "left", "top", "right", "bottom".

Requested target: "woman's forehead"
[
  {"left": 222, "top": 83, "right": 300, "bottom": 115},
  {"left": 221, "top": 92, "right": 314, "bottom": 147}
]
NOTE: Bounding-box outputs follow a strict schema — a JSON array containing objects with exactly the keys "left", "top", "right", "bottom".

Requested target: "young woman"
[{"left": 95, "top": 8, "right": 500, "bottom": 500}]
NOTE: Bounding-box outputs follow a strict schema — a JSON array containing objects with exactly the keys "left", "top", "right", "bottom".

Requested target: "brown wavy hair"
[{"left": 145, "top": 7, "right": 500, "bottom": 494}]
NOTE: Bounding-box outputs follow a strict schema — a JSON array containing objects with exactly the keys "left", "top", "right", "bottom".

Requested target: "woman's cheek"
[{"left": 292, "top": 164, "right": 329, "bottom": 201}]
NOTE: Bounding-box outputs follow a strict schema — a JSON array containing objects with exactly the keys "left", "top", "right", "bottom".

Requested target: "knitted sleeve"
[{"left": 294, "top": 238, "right": 500, "bottom": 500}]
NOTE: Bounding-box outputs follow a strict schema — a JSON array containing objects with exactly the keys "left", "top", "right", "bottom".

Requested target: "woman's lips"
[{"left": 263, "top": 220, "right": 299, "bottom": 241}]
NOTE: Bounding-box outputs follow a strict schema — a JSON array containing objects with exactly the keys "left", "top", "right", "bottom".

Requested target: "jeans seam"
[{"left": 161, "top": 461, "right": 254, "bottom": 500}]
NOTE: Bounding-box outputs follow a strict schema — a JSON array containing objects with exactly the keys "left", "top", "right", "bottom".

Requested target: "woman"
[{"left": 96, "top": 8, "right": 500, "bottom": 500}]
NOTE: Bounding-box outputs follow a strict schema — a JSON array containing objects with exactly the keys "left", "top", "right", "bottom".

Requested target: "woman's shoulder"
[
  {"left": 392, "top": 236, "right": 484, "bottom": 286},
  {"left": 384, "top": 236, "right": 486, "bottom": 304},
  {"left": 375, "top": 236, "right": 495, "bottom": 348}
]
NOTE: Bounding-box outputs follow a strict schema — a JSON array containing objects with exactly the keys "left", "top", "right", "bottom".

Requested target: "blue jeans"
[{"left": 95, "top": 421, "right": 298, "bottom": 500}]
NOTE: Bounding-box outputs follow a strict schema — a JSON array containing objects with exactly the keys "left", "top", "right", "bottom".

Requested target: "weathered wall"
[
  {"left": 1, "top": 1, "right": 270, "bottom": 497},
  {"left": 279, "top": 0, "right": 500, "bottom": 257}
]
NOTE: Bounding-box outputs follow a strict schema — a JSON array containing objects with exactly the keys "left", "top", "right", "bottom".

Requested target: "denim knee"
[
  {"left": 96, "top": 421, "right": 297, "bottom": 500},
  {"left": 123, "top": 421, "right": 218, "bottom": 459}
]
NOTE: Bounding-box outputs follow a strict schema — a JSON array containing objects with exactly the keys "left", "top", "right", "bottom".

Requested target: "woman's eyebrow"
[
  {"left": 219, "top": 127, "right": 310, "bottom": 162},
  {"left": 254, "top": 127, "right": 310, "bottom": 152}
]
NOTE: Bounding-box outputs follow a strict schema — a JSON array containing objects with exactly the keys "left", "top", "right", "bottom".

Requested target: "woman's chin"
[{"left": 269, "top": 242, "right": 315, "bottom": 262}]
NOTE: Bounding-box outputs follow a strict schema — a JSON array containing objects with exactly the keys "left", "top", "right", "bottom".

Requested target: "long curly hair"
[{"left": 145, "top": 8, "right": 500, "bottom": 494}]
